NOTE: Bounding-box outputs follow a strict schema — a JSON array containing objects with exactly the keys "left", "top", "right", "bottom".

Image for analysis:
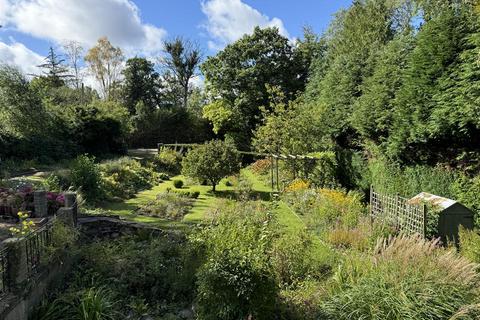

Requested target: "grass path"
[
  {"left": 97, "top": 174, "right": 237, "bottom": 231},
  {"left": 96, "top": 168, "right": 307, "bottom": 234}
]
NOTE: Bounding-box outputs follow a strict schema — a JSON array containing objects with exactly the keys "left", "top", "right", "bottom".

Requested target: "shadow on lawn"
[{"left": 206, "top": 189, "right": 272, "bottom": 201}]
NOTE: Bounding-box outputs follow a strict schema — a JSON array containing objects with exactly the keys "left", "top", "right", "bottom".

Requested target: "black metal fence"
[
  {"left": 0, "top": 248, "right": 9, "bottom": 297},
  {"left": 0, "top": 199, "right": 76, "bottom": 300}
]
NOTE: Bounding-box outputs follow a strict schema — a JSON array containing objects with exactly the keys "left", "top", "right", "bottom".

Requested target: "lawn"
[{"left": 98, "top": 168, "right": 306, "bottom": 233}]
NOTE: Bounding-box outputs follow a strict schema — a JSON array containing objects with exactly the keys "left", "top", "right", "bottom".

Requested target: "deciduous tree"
[{"left": 85, "top": 37, "right": 124, "bottom": 100}]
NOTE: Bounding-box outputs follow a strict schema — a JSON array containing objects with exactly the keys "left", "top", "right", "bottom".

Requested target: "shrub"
[
  {"left": 284, "top": 179, "right": 310, "bottom": 193},
  {"left": 279, "top": 280, "right": 325, "bottom": 320},
  {"left": 158, "top": 172, "right": 170, "bottom": 180},
  {"left": 196, "top": 250, "right": 277, "bottom": 320},
  {"left": 69, "top": 155, "right": 102, "bottom": 202},
  {"left": 452, "top": 174, "right": 480, "bottom": 226},
  {"left": 289, "top": 188, "right": 365, "bottom": 233},
  {"left": 100, "top": 157, "right": 158, "bottom": 200},
  {"left": 234, "top": 175, "right": 254, "bottom": 200},
  {"left": 139, "top": 192, "right": 193, "bottom": 220},
  {"left": 153, "top": 148, "right": 182, "bottom": 174},
  {"left": 271, "top": 231, "right": 335, "bottom": 287},
  {"left": 173, "top": 179, "right": 184, "bottom": 189},
  {"left": 368, "top": 157, "right": 457, "bottom": 198},
  {"left": 326, "top": 224, "right": 369, "bottom": 251},
  {"left": 172, "top": 190, "right": 200, "bottom": 199},
  {"left": 459, "top": 227, "right": 480, "bottom": 263},
  {"left": 182, "top": 140, "right": 241, "bottom": 191},
  {"left": 192, "top": 201, "right": 278, "bottom": 319},
  {"left": 320, "top": 235, "right": 480, "bottom": 319},
  {"left": 42, "top": 219, "right": 78, "bottom": 265}
]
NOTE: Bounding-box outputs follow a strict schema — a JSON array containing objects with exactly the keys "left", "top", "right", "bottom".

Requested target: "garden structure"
[
  {"left": 157, "top": 142, "right": 327, "bottom": 191},
  {"left": 409, "top": 192, "right": 474, "bottom": 244}
]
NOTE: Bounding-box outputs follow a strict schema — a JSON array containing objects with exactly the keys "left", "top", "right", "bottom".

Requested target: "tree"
[
  {"left": 122, "top": 57, "right": 161, "bottom": 114},
  {"left": 302, "top": 0, "right": 395, "bottom": 148},
  {"left": 351, "top": 33, "right": 415, "bottom": 143},
  {"left": 386, "top": 5, "right": 469, "bottom": 162},
  {"left": 201, "top": 27, "right": 308, "bottom": 148},
  {"left": 85, "top": 37, "right": 124, "bottom": 100},
  {"left": 63, "top": 40, "right": 84, "bottom": 89},
  {"left": 160, "top": 37, "right": 201, "bottom": 109},
  {"left": 0, "top": 65, "right": 47, "bottom": 137},
  {"left": 182, "top": 140, "right": 240, "bottom": 191},
  {"left": 36, "top": 46, "right": 71, "bottom": 87}
]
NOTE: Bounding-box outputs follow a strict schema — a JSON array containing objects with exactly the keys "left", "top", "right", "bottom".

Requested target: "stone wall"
[
  {"left": 78, "top": 216, "right": 171, "bottom": 239},
  {"left": 0, "top": 193, "right": 78, "bottom": 320}
]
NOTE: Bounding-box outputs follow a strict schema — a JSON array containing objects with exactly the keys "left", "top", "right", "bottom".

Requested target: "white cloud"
[
  {"left": 0, "top": 40, "right": 43, "bottom": 75},
  {"left": 201, "top": 0, "right": 289, "bottom": 50},
  {"left": 2, "top": 0, "right": 167, "bottom": 55}
]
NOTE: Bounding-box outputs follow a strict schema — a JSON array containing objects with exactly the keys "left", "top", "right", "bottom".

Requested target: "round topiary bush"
[{"left": 173, "top": 179, "right": 184, "bottom": 189}]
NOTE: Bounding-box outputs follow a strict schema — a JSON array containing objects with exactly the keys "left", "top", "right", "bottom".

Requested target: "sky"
[{"left": 0, "top": 0, "right": 352, "bottom": 79}]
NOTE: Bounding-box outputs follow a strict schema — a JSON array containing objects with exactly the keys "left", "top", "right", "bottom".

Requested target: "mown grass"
[{"left": 98, "top": 168, "right": 307, "bottom": 233}]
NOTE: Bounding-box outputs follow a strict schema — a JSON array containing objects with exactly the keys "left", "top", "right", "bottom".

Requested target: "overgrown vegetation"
[{"left": 3, "top": 0, "right": 480, "bottom": 319}]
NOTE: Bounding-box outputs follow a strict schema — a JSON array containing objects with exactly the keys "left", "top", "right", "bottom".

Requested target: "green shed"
[{"left": 409, "top": 192, "right": 474, "bottom": 243}]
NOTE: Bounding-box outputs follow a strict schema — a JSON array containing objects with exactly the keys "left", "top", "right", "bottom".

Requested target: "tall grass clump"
[
  {"left": 368, "top": 157, "right": 457, "bottom": 198},
  {"left": 320, "top": 235, "right": 480, "bottom": 320},
  {"left": 289, "top": 188, "right": 365, "bottom": 234}
]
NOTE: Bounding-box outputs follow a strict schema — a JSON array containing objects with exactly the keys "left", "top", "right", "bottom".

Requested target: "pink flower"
[{"left": 56, "top": 194, "right": 65, "bottom": 205}]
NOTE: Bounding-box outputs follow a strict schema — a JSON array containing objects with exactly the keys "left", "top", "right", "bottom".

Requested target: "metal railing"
[{"left": 0, "top": 248, "right": 9, "bottom": 296}]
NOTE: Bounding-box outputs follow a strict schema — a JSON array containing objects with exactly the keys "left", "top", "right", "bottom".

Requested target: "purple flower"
[{"left": 56, "top": 194, "right": 65, "bottom": 205}]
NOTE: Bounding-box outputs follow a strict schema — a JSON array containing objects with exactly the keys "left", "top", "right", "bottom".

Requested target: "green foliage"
[
  {"left": 129, "top": 105, "right": 212, "bottom": 148},
  {"left": 320, "top": 235, "right": 480, "bottom": 320},
  {"left": 387, "top": 5, "right": 475, "bottom": 163},
  {"left": 122, "top": 57, "right": 160, "bottom": 114},
  {"left": 139, "top": 192, "right": 193, "bottom": 220},
  {"left": 459, "top": 227, "right": 480, "bottom": 263},
  {"left": 368, "top": 156, "right": 457, "bottom": 198},
  {"left": 153, "top": 148, "right": 183, "bottom": 174},
  {"left": 173, "top": 179, "right": 183, "bottom": 189},
  {"left": 42, "top": 219, "right": 79, "bottom": 265},
  {"left": 271, "top": 230, "right": 334, "bottom": 287},
  {"left": 452, "top": 174, "right": 480, "bottom": 226},
  {"left": 181, "top": 140, "right": 241, "bottom": 191},
  {"left": 100, "top": 157, "right": 158, "bottom": 200},
  {"left": 69, "top": 155, "right": 102, "bottom": 202},
  {"left": 201, "top": 27, "right": 313, "bottom": 147},
  {"left": 192, "top": 201, "right": 278, "bottom": 320}
]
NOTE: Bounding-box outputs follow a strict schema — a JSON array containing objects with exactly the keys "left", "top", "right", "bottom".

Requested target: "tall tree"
[
  {"left": 201, "top": 27, "right": 307, "bottom": 148},
  {"left": 303, "top": 0, "right": 395, "bottom": 148},
  {"left": 122, "top": 57, "right": 161, "bottom": 114},
  {"left": 351, "top": 33, "right": 415, "bottom": 143},
  {"left": 63, "top": 40, "right": 84, "bottom": 89},
  {"left": 160, "top": 37, "right": 201, "bottom": 109},
  {"left": 387, "top": 5, "right": 469, "bottom": 162},
  {"left": 36, "top": 47, "right": 71, "bottom": 87},
  {"left": 84, "top": 37, "right": 124, "bottom": 100}
]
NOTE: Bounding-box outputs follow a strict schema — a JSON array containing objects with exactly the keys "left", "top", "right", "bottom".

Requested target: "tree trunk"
[{"left": 211, "top": 180, "right": 216, "bottom": 191}]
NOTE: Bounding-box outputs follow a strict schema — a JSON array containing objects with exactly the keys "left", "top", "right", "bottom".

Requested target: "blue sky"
[{"left": 0, "top": 0, "right": 351, "bottom": 77}]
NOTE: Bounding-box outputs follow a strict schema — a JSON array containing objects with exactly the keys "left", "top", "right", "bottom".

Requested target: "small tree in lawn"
[{"left": 182, "top": 140, "right": 240, "bottom": 191}]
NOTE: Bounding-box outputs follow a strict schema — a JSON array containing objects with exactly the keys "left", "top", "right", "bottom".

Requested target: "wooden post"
[
  {"left": 64, "top": 192, "right": 78, "bottom": 227},
  {"left": 275, "top": 157, "right": 279, "bottom": 191},
  {"left": 423, "top": 204, "right": 427, "bottom": 238},
  {"left": 270, "top": 156, "right": 274, "bottom": 191},
  {"left": 395, "top": 193, "right": 400, "bottom": 228},
  {"left": 157, "top": 143, "right": 163, "bottom": 154}
]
